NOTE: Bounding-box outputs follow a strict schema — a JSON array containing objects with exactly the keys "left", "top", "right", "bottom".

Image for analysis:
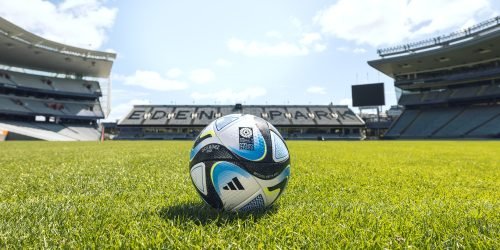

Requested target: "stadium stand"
[
  {"left": 0, "top": 70, "right": 101, "bottom": 99},
  {"left": 369, "top": 16, "right": 500, "bottom": 139},
  {"left": 116, "top": 104, "right": 365, "bottom": 140},
  {"left": 434, "top": 106, "right": 500, "bottom": 137},
  {"left": 0, "top": 17, "right": 115, "bottom": 141},
  {"left": 401, "top": 108, "right": 463, "bottom": 138},
  {"left": 468, "top": 114, "right": 500, "bottom": 137},
  {"left": 383, "top": 109, "right": 420, "bottom": 137}
]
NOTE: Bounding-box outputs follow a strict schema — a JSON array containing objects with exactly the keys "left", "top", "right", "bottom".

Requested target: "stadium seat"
[{"left": 433, "top": 106, "right": 500, "bottom": 137}]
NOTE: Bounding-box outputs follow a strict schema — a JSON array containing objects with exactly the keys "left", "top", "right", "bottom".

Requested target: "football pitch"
[{"left": 0, "top": 141, "right": 498, "bottom": 248}]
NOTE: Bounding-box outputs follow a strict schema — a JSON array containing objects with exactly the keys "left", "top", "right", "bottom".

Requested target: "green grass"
[{"left": 0, "top": 141, "right": 498, "bottom": 248}]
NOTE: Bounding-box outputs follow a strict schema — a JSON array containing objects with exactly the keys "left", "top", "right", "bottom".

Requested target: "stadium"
[
  {"left": 0, "top": 5, "right": 499, "bottom": 249},
  {"left": 0, "top": 17, "right": 115, "bottom": 141},
  {"left": 369, "top": 16, "right": 500, "bottom": 139}
]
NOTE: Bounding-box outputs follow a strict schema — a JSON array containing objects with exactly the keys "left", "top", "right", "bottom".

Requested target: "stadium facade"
[
  {"left": 369, "top": 16, "right": 500, "bottom": 139},
  {"left": 0, "top": 17, "right": 115, "bottom": 141},
  {"left": 116, "top": 104, "right": 365, "bottom": 140}
]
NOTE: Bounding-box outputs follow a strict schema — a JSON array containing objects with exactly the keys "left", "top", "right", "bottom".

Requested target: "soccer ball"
[{"left": 189, "top": 114, "right": 291, "bottom": 212}]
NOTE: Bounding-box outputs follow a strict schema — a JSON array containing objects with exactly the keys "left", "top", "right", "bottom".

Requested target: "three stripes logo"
[{"left": 222, "top": 177, "right": 245, "bottom": 191}]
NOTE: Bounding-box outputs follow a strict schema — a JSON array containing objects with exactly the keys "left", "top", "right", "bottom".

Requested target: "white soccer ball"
[{"left": 189, "top": 114, "right": 291, "bottom": 212}]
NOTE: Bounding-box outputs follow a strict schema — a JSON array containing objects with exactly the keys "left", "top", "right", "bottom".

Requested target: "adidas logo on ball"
[{"left": 222, "top": 177, "right": 245, "bottom": 190}]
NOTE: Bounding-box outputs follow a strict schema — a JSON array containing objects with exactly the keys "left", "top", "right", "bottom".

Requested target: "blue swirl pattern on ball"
[{"left": 228, "top": 129, "right": 267, "bottom": 161}]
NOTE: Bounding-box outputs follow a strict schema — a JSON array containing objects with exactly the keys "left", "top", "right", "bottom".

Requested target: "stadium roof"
[
  {"left": 369, "top": 16, "right": 500, "bottom": 77},
  {"left": 0, "top": 17, "right": 116, "bottom": 78}
]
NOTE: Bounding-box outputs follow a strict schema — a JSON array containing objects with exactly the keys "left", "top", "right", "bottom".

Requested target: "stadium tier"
[
  {"left": 0, "top": 17, "right": 115, "bottom": 141},
  {"left": 116, "top": 105, "right": 365, "bottom": 140},
  {"left": 369, "top": 16, "right": 500, "bottom": 139}
]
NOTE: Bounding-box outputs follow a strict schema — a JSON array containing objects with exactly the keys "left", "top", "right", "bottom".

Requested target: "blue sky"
[{"left": 1, "top": 0, "right": 499, "bottom": 121}]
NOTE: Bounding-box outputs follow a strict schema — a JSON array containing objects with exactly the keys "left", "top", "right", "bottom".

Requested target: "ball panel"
[
  {"left": 190, "top": 162, "right": 207, "bottom": 195},
  {"left": 192, "top": 124, "right": 216, "bottom": 148},
  {"left": 210, "top": 161, "right": 261, "bottom": 211},
  {"left": 236, "top": 193, "right": 265, "bottom": 212},
  {"left": 270, "top": 130, "right": 289, "bottom": 162},
  {"left": 190, "top": 143, "right": 237, "bottom": 165},
  {"left": 190, "top": 135, "right": 221, "bottom": 161},
  {"left": 195, "top": 161, "right": 224, "bottom": 209},
  {"left": 256, "top": 165, "right": 291, "bottom": 206},
  {"left": 266, "top": 121, "right": 280, "bottom": 136},
  {"left": 217, "top": 116, "right": 267, "bottom": 161},
  {"left": 241, "top": 160, "right": 290, "bottom": 180},
  {"left": 215, "top": 114, "right": 241, "bottom": 131}
]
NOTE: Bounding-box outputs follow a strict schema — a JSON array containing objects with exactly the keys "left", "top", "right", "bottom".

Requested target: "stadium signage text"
[{"left": 128, "top": 110, "right": 339, "bottom": 121}]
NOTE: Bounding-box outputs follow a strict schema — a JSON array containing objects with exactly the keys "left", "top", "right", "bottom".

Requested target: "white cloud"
[
  {"left": 227, "top": 17, "right": 327, "bottom": 57},
  {"left": 189, "top": 69, "right": 215, "bottom": 84},
  {"left": 228, "top": 38, "right": 306, "bottom": 57},
  {"left": 300, "top": 33, "right": 327, "bottom": 52},
  {"left": 266, "top": 31, "right": 283, "bottom": 39},
  {"left": 340, "top": 98, "right": 352, "bottom": 106},
  {"left": 166, "top": 68, "right": 183, "bottom": 78},
  {"left": 215, "top": 58, "right": 233, "bottom": 67},
  {"left": 336, "top": 47, "right": 349, "bottom": 52},
  {"left": 336, "top": 46, "right": 367, "bottom": 54},
  {"left": 117, "top": 70, "right": 188, "bottom": 91},
  {"left": 290, "top": 16, "right": 303, "bottom": 31},
  {"left": 314, "top": 44, "right": 327, "bottom": 52},
  {"left": 306, "top": 86, "right": 327, "bottom": 95},
  {"left": 106, "top": 98, "right": 151, "bottom": 122},
  {"left": 227, "top": 36, "right": 327, "bottom": 57},
  {"left": 0, "top": 0, "right": 117, "bottom": 50},
  {"left": 314, "top": 0, "right": 495, "bottom": 47},
  {"left": 110, "top": 88, "right": 149, "bottom": 101},
  {"left": 300, "top": 32, "right": 322, "bottom": 45},
  {"left": 353, "top": 48, "right": 366, "bottom": 54},
  {"left": 191, "top": 87, "right": 267, "bottom": 103}
]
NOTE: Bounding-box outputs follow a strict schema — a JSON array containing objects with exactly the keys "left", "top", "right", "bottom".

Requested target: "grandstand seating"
[
  {"left": 369, "top": 17, "right": 500, "bottom": 140},
  {"left": 0, "top": 120, "right": 99, "bottom": 141},
  {"left": 482, "top": 84, "right": 500, "bottom": 96},
  {"left": 449, "top": 86, "right": 481, "bottom": 100},
  {"left": 401, "top": 108, "right": 462, "bottom": 138},
  {"left": 218, "top": 106, "right": 237, "bottom": 117},
  {"left": 285, "top": 107, "right": 312, "bottom": 125},
  {"left": 143, "top": 107, "right": 173, "bottom": 126},
  {"left": 22, "top": 98, "right": 65, "bottom": 116},
  {"left": 395, "top": 66, "right": 500, "bottom": 86},
  {"left": 240, "top": 106, "right": 264, "bottom": 118},
  {"left": 0, "top": 97, "right": 32, "bottom": 113},
  {"left": 399, "top": 93, "right": 422, "bottom": 105},
  {"left": 0, "top": 69, "right": 101, "bottom": 96},
  {"left": 399, "top": 84, "right": 500, "bottom": 106},
  {"left": 0, "top": 17, "right": 114, "bottom": 141},
  {"left": 434, "top": 106, "right": 500, "bottom": 137},
  {"left": 385, "top": 105, "right": 500, "bottom": 138},
  {"left": 168, "top": 107, "right": 197, "bottom": 125},
  {"left": 335, "top": 107, "right": 363, "bottom": 125},
  {"left": 263, "top": 107, "right": 292, "bottom": 125},
  {"left": 307, "top": 107, "right": 340, "bottom": 126},
  {"left": 117, "top": 105, "right": 365, "bottom": 140},
  {"left": 8, "top": 70, "right": 53, "bottom": 90},
  {"left": 468, "top": 115, "right": 500, "bottom": 137},
  {"left": 384, "top": 110, "right": 420, "bottom": 137},
  {"left": 0, "top": 95, "right": 103, "bottom": 118}
]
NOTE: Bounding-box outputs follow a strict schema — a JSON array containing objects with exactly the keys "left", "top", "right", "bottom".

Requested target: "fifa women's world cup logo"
[{"left": 239, "top": 127, "right": 254, "bottom": 150}]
